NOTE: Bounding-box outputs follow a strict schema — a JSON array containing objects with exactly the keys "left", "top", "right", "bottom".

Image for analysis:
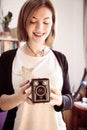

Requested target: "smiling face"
[{"left": 26, "top": 6, "right": 53, "bottom": 45}]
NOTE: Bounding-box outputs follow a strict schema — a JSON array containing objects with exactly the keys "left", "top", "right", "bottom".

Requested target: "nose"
[{"left": 35, "top": 22, "right": 43, "bottom": 32}]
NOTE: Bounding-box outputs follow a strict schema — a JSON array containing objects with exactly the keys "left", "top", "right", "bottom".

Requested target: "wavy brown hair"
[{"left": 17, "top": 0, "right": 56, "bottom": 46}]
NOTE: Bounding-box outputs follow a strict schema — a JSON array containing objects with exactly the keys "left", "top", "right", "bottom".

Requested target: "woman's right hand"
[
  {"left": 0, "top": 80, "right": 32, "bottom": 111},
  {"left": 18, "top": 80, "right": 32, "bottom": 104}
]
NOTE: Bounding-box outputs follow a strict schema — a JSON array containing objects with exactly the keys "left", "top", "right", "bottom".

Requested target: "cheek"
[
  {"left": 46, "top": 25, "right": 52, "bottom": 34},
  {"left": 47, "top": 22, "right": 52, "bottom": 30},
  {"left": 26, "top": 24, "right": 34, "bottom": 31},
  {"left": 26, "top": 25, "right": 34, "bottom": 35}
]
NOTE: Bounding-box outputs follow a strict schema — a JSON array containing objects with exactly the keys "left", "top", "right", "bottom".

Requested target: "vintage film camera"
[{"left": 31, "top": 78, "right": 50, "bottom": 103}]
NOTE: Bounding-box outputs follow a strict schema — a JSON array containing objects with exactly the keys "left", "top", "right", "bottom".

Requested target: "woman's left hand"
[{"left": 49, "top": 88, "right": 63, "bottom": 107}]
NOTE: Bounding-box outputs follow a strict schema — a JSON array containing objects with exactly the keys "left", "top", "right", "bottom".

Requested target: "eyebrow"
[{"left": 32, "top": 16, "right": 51, "bottom": 20}]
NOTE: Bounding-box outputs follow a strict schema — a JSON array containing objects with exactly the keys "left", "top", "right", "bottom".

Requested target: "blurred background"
[{"left": 0, "top": 0, "right": 85, "bottom": 91}]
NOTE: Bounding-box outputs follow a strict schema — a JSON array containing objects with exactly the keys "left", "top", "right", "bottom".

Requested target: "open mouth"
[{"left": 33, "top": 32, "right": 44, "bottom": 37}]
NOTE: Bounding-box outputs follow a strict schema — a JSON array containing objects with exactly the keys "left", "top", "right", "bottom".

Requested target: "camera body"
[{"left": 31, "top": 78, "right": 50, "bottom": 103}]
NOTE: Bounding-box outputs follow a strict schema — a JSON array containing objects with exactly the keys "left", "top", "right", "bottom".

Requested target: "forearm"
[
  {"left": 0, "top": 94, "right": 23, "bottom": 111},
  {"left": 62, "top": 94, "right": 73, "bottom": 110},
  {"left": 54, "top": 94, "right": 73, "bottom": 112}
]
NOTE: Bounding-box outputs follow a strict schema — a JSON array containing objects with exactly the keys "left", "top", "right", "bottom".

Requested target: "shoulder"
[
  {"left": 0, "top": 49, "right": 18, "bottom": 67},
  {"left": 52, "top": 49, "right": 68, "bottom": 64},
  {"left": 52, "top": 49, "right": 69, "bottom": 74},
  {"left": 1, "top": 48, "right": 17, "bottom": 57},
  {"left": 0, "top": 49, "right": 17, "bottom": 61}
]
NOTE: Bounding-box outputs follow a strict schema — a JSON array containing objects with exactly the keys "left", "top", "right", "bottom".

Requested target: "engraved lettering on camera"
[{"left": 31, "top": 78, "right": 50, "bottom": 103}]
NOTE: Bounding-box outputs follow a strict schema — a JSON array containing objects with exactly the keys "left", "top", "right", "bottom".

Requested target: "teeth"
[{"left": 34, "top": 32, "right": 43, "bottom": 36}]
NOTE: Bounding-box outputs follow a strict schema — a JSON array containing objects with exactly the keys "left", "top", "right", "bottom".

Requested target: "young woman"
[{"left": 0, "top": 0, "right": 73, "bottom": 130}]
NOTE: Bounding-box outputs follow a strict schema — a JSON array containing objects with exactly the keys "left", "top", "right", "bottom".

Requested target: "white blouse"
[{"left": 12, "top": 47, "right": 66, "bottom": 130}]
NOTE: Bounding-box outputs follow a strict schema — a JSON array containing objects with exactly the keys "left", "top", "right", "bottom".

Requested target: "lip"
[{"left": 33, "top": 32, "right": 44, "bottom": 37}]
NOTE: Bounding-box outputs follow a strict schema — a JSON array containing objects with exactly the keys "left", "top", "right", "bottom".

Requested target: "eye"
[
  {"left": 43, "top": 22, "right": 49, "bottom": 25},
  {"left": 30, "top": 21, "right": 36, "bottom": 24},
  {"left": 30, "top": 20, "right": 37, "bottom": 24},
  {"left": 43, "top": 20, "right": 51, "bottom": 25}
]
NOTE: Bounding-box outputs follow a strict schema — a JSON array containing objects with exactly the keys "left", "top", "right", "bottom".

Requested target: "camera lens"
[{"left": 35, "top": 85, "right": 46, "bottom": 96}]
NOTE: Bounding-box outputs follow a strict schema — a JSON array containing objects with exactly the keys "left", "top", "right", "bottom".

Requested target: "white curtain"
[{"left": 83, "top": 0, "right": 87, "bottom": 69}]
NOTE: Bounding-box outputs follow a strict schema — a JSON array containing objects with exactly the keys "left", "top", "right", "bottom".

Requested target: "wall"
[
  {"left": 1, "top": 0, "right": 85, "bottom": 91},
  {"left": 0, "top": 0, "right": 26, "bottom": 28},
  {"left": 53, "top": 0, "right": 85, "bottom": 91}
]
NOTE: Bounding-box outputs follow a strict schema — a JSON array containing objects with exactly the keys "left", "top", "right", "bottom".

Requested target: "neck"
[{"left": 26, "top": 42, "right": 46, "bottom": 57}]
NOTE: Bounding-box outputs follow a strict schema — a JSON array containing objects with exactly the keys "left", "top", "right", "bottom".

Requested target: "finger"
[
  {"left": 25, "top": 87, "right": 31, "bottom": 94},
  {"left": 26, "top": 97, "right": 33, "bottom": 104},
  {"left": 28, "top": 97, "right": 32, "bottom": 101},
  {"left": 50, "top": 92, "right": 58, "bottom": 100},
  {"left": 19, "top": 80, "right": 29, "bottom": 87},
  {"left": 50, "top": 92, "right": 62, "bottom": 102},
  {"left": 25, "top": 90, "right": 32, "bottom": 101},
  {"left": 20, "top": 82, "right": 30, "bottom": 93},
  {"left": 50, "top": 88, "right": 61, "bottom": 95},
  {"left": 46, "top": 98, "right": 56, "bottom": 106},
  {"left": 49, "top": 100, "right": 56, "bottom": 106},
  {"left": 25, "top": 91, "right": 32, "bottom": 99}
]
